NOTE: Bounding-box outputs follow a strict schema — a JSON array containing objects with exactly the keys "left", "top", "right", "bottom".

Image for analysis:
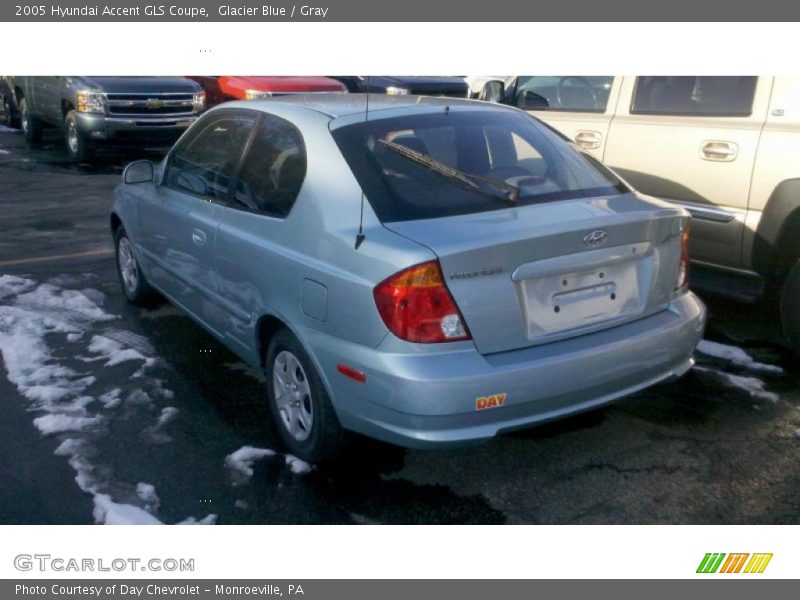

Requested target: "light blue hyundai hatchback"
[{"left": 111, "top": 94, "right": 706, "bottom": 460}]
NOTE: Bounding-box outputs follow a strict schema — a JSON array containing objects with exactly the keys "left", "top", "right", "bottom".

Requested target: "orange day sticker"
[{"left": 476, "top": 393, "right": 507, "bottom": 411}]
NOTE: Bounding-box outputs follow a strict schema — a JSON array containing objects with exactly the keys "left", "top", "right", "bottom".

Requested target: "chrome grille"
[{"left": 106, "top": 93, "right": 195, "bottom": 117}]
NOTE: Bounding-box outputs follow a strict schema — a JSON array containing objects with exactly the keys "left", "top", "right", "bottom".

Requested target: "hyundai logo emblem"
[{"left": 583, "top": 230, "right": 608, "bottom": 248}]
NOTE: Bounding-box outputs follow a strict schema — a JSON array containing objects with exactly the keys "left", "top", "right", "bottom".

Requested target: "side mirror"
[
  {"left": 479, "top": 80, "right": 505, "bottom": 103},
  {"left": 123, "top": 160, "right": 155, "bottom": 184}
]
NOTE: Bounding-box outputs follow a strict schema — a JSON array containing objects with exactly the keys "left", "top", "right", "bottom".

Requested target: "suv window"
[
  {"left": 233, "top": 116, "right": 307, "bottom": 217},
  {"left": 631, "top": 76, "right": 758, "bottom": 116},
  {"left": 514, "top": 76, "right": 614, "bottom": 113},
  {"left": 332, "top": 109, "right": 627, "bottom": 222},
  {"left": 165, "top": 114, "right": 256, "bottom": 201}
]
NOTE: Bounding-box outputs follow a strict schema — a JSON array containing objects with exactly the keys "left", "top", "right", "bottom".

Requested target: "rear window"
[{"left": 331, "top": 108, "right": 627, "bottom": 222}]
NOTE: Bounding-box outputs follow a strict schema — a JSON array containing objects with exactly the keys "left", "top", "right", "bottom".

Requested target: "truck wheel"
[
  {"left": 64, "top": 111, "right": 95, "bottom": 163},
  {"left": 265, "top": 328, "right": 345, "bottom": 462},
  {"left": 114, "top": 227, "right": 156, "bottom": 306},
  {"left": 781, "top": 260, "right": 800, "bottom": 354},
  {"left": 19, "top": 97, "right": 42, "bottom": 143},
  {"left": 2, "top": 95, "right": 20, "bottom": 128}
]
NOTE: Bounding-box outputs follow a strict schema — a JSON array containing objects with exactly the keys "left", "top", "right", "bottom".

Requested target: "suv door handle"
[
  {"left": 701, "top": 140, "right": 738, "bottom": 161},
  {"left": 191, "top": 229, "right": 207, "bottom": 247},
  {"left": 574, "top": 130, "right": 602, "bottom": 150}
]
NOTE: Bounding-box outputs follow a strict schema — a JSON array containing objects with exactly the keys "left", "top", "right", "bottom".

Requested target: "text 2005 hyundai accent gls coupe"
[{"left": 111, "top": 94, "right": 705, "bottom": 461}]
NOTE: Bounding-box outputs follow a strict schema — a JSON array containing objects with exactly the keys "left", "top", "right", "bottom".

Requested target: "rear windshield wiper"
[{"left": 378, "top": 139, "right": 519, "bottom": 204}]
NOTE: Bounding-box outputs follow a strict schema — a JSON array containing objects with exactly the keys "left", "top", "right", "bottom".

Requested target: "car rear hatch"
[{"left": 383, "top": 193, "right": 688, "bottom": 355}]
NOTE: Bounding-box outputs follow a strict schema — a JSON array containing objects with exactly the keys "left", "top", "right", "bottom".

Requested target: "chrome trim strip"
[
  {"left": 672, "top": 201, "right": 737, "bottom": 223},
  {"left": 104, "top": 116, "right": 197, "bottom": 125},
  {"left": 690, "top": 259, "right": 760, "bottom": 278}
]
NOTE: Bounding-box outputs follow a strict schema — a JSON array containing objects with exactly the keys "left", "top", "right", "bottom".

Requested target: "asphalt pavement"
[{"left": 1, "top": 125, "right": 798, "bottom": 525}]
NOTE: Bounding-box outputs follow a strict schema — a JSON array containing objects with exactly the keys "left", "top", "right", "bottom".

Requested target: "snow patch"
[
  {"left": 93, "top": 494, "right": 162, "bottom": 525},
  {"left": 225, "top": 446, "right": 276, "bottom": 482},
  {"left": 697, "top": 340, "right": 784, "bottom": 375},
  {"left": 0, "top": 275, "right": 201, "bottom": 525},
  {"left": 88, "top": 334, "right": 155, "bottom": 369},
  {"left": 33, "top": 414, "right": 102, "bottom": 435},
  {"left": 0, "top": 274, "right": 36, "bottom": 300},
  {"left": 285, "top": 455, "right": 313, "bottom": 475},
  {"left": 225, "top": 446, "right": 313, "bottom": 483},
  {"left": 135, "top": 483, "right": 160, "bottom": 511},
  {"left": 98, "top": 389, "right": 123, "bottom": 409},
  {"left": 177, "top": 514, "right": 218, "bottom": 525},
  {"left": 143, "top": 406, "right": 178, "bottom": 443},
  {"left": 694, "top": 365, "right": 780, "bottom": 403}
]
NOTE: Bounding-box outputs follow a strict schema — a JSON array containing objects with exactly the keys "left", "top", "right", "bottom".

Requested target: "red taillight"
[
  {"left": 373, "top": 260, "right": 471, "bottom": 343},
  {"left": 675, "top": 219, "right": 691, "bottom": 290}
]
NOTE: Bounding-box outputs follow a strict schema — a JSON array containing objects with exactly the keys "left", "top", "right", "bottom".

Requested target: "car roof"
[{"left": 238, "top": 93, "right": 504, "bottom": 119}]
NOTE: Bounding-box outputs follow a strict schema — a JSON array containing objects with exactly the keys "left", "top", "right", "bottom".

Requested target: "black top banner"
[{"left": 4, "top": 0, "right": 800, "bottom": 21}]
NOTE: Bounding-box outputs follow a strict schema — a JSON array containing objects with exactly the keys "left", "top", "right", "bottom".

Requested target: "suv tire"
[
  {"left": 64, "top": 110, "right": 95, "bottom": 163},
  {"left": 265, "top": 328, "right": 345, "bottom": 462},
  {"left": 19, "top": 97, "right": 42, "bottom": 144},
  {"left": 781, "top": 259, "right": 800, "bottom": 353},
  {"left": 2, "top": 95, "right": 20, "bottom": 129}
]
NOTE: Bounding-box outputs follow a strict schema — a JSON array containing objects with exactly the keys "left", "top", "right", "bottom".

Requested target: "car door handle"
[
  {"left": 700, "top": 140, "right": 738, "bottom": 161},
  {"left": 574, "top": 130, "right": 602, "bottom": 150},
  {"left": 191, "top": 229, "right": 207, "bottom": 247}
]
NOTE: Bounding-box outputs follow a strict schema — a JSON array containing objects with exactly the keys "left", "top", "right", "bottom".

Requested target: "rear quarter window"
[{"left": 631, "top": 76, "right": 758, "bottom": 117}]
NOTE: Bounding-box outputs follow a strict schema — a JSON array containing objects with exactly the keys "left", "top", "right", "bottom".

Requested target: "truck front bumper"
[{"left": 75, "top": 113, "right": 197, "bottom": 146}]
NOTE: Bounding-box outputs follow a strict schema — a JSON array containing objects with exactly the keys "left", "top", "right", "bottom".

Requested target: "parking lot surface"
[{"left": 1, "top": 126, "right": 799, "bottom": 524}]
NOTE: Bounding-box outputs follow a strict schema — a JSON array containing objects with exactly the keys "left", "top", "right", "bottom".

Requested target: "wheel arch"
[
  {"left": 255, "top": 313, "right": 286, "bottom": 369},
  {"left": 61, "top": 99, "right": 75, "bottom": 118},
  {"left": 254, "top": 313, "right": 341, "bottom": 418},
  {"left": 753, "top": 178, "right": 800, "bottom": 279},
  {"left": 110, "top": 211, "right": 123, "bottom": 236}
]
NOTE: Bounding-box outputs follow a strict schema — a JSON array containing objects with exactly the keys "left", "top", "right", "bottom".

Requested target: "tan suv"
[{"left": 482, "top": 76, "right": 800, "bottom": 351}]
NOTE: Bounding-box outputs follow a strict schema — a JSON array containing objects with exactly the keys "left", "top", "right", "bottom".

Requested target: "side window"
[
  {"left": 631, "top": 76, "right": 757, "bottom": 116},
  {"left": 514, "top": 76, "right": 614, "bottom": 112},
  {"left": 233, "top": 116, "right": 307, "bottom": 217},
  {"left": 165, "top": 114, "right": 256, "bottom": 201}
]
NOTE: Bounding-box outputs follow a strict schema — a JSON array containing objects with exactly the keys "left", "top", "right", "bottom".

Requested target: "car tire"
[
  {"left": 114, "top": 227, "right": 156, "bottom": 306},
  {"left": 64, "top": 110, "right": 95, "bottom": 163},
  {"left": 19, "top": 97, "right": 42, "bottom": 143},
  {"left": 265, "top": 328, "right": 345, "bottom": 462},
  {"left": 2, "top": 95, "right": 20, "bottom": 128},
  {"left": 780, "top": 259, "right": 800, "bottom": 354}
]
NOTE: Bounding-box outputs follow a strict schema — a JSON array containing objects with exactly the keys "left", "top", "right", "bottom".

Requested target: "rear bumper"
[
  {"left": 75, "top": 113, "right": 196, "bottom": 146},
  {"left": 302, "top": 291, "right": 706, "bottom": 449}
]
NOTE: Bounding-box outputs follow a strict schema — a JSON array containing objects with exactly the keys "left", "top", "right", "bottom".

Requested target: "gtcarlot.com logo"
[
  {"left": 14, "top": 554, "right": 195, "bottom": 573},
  {"left": 696, "top": 553, "right": 773, "bottom": 574}
]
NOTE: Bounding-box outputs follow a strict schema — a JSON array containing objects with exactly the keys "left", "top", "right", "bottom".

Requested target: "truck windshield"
[{"left": 331, "top": 108, "right": 628, "bottom": 222}]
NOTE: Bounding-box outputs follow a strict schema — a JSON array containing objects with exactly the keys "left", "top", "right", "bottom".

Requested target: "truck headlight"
[
  {"left": 244, "top": 89, "right": 272, "bottom": 100},
  {"left": 75, "top": 91, "right": 105, "bottom": 114},
  {"left": 193, "top": 91, "right": 206, "bottom": 112},
  {"left": 386, "top": 86, "right": 410, "bottom": 95}
]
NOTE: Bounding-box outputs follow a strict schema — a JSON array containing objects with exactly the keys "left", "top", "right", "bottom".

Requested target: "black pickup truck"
[{"left": 13, "top": 76, "right": 205, "bottom": 162}]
